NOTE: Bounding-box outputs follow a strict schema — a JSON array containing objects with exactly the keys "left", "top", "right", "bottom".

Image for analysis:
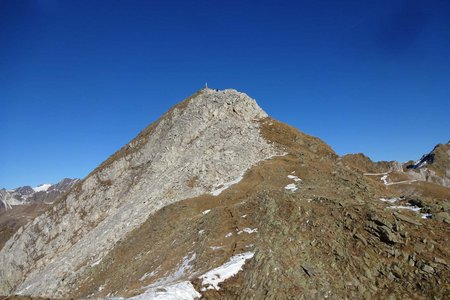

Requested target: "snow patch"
[
  {"left": 147, "top": 253, "right": 196, "bottom": 289},
  {"left": 211, "top": 172, "right": 244, "bottom": 196},
  {"left": 237, "top": 227, "right": 258, "bottom": 235},
  {"left": 209, "top": 246, "right": 223, "bottom": 250},
  {"left": 421, "top": 213, "right": 432, "bottom": 219},
  {"left": 91, "top": 258, "right": 103, "bottom": 267},
  {"left": 124, "top": 281, "right": 201, "bottom": 300},
  {"left": 33, "top": 184, "right": 52, "bottom": 192},
  {"left": 202, "top": 209, "right": 211, "bottom": 215},
  {"left": 287, "top": 175, "right": 301, "bottom": 182},
  {"left": 366, "top": 172, "right": 417, "bottom": 186},
  {"left": 284, "top": 183, "right": 298, "bottom": 192},
  {"left": 363, "top": 172, "right": 389, "bottom": 176},
  {"left": 388, "top": 205, "right": 421, "bottom": 212},
  {"left": 199, "top": 252, "right": 254, "bottom": 291},
  {"left": 379, "top": 197, "right": 399, "bottom": 203},
  {"left": 380, "top": 174, "right": 389, "bottom": 185},
  {"left": 225, "top": 232, "right": 232, "bottom": 238}
]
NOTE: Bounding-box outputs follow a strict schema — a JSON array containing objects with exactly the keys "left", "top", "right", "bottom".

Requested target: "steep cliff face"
[{"left": 0, "top": 88, "right": 280, "bottom": 297}]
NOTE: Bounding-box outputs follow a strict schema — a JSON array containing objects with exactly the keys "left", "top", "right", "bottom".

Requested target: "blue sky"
[{"left": 1, "top": 0, "right": 449, "bottom": 188}]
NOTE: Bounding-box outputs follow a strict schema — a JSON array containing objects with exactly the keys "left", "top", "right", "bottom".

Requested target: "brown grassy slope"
[
  {"left": 340, "top": 153, "right": 395, "bottom": 174},
  {"left": 68, "top": 118, "right": 449, "bottom": 299}
]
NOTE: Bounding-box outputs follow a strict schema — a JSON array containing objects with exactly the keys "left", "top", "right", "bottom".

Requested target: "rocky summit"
[{"left": 0, "top": 88, "right": 449, "bottom": 299}]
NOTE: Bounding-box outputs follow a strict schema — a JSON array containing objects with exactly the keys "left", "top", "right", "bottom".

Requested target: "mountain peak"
[
  {"left": 0, "top": 89, "right": 280, "bottom": 297},
  {"left": 185, "top": 87, "right": 268, "bottom": 121}
]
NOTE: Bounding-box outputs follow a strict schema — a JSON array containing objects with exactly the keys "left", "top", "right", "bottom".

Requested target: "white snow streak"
[
  {"left": 364, "top": 172, "right": 417, "bottom": 186},
  {"left": 33, "top": 184, "right": 52, "bottom": 192},
  {"left": 287, "top": 175, "right": 301, "bottom": 182},
  {"left": 363, "top": 172, "right": 389, "bottom": 176},
  {"left": 91, "top": 258, "right": 103, "bottom": 267},
  {"left": 199, "top": 252, "right": 254, "bottom": 291},
  {"left": 237, "top": 228, "right": 258, "bottom": 235},
  {"left": 124, "top": 281, "right": 201, "bottom": 300},
  {"left": 388, "top": 205, "right": 422, "bottom": 212},
  {"left": 209, "top": 246, "right": 223, "bottom": 250},
  {"left": 211, "top": 173, "right": 244, "bottom": 196},
  {"left": 421, "top": 213, "right": 432, "bottom": 219},
  {"left": 380, "top": 174, "right": 390, "bottom": 185},
  {"left": 379, "top": 197, "right": 399, "bottom": 203},
  {"left": 284, "top": 183, "right": 298, "bottom": 192}
]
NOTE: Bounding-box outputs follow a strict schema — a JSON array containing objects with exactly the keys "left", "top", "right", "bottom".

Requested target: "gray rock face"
[{"left": 0, "top": 88, "right": 280, "bottom": 297}]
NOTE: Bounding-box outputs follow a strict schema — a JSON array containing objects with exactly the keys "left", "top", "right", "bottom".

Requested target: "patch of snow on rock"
[
  {"left": 91, "top": 258, "right": 103, "bottom": 267},
  {"left": 287, "top": 175, "right": 301, "bottom": 182},
  {"left": 379, "top": 197, "right": 399, "bottom": 203},
  {"left": 209, "top": 246, "right": 223, "bottom": 250},
  {"left": 237, "top": 228, "right": 258, "bottom": 235},
  {"left": 421, "top": 213, "right": 432, "bottom": 219},
  {"left": 199, "top": 252, "right": 254, "bottom": 291},
  {"left": 33, "top": 184, "right": 52, "bottom": 192},
  {"left": 284, "top": 183, "right": 298, "bottom": 192},
  {"left": 211, "top": 173, "right": 244, "bottom": 196},
  {"left": 124, "top": 281, "right": 201, "bottom": 300},
  {"left": 202, "top": 209, "right": 211, "bottom": 215},
  {"left": 388, "top": 205, "right": 421, "bottom": 212},
  {"left": 380, "top": 174, "right": 390, "bottom": 185}
]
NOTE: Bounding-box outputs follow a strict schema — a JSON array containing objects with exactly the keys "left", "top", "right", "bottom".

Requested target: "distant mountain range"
[{"left": 0, "top": 178, "right": 79, "bottom": 211}]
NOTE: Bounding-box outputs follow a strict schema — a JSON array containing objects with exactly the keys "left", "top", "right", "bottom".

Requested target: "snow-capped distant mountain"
[
  {"left": 0, "top": 178, "right": 79, "bottom": 211},
  {"left": 33, "top": 184, "right": 52, "bottom": 193}
]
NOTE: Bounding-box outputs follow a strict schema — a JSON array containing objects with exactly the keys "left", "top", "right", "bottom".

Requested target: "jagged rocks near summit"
[{"left": 0, "top": 89, "right": 449, "bottom": 299}]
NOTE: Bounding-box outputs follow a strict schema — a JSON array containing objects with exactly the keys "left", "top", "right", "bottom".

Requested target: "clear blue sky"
[{"left": 1, "top": 0, "right": 449, "bottom": 188}]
